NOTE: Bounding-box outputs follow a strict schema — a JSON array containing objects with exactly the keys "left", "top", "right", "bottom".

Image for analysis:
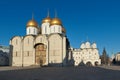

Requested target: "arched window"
[
  {"left": 16, "top": 39, "right": 17, "bottom": 45},
  {"left": 54, "top": 26, "right": 55, "bottom": 32},
  {"left": 28, "top": 38, "right": 29, "bottom": 44},
  {"left": 34, "top": 29, "right": 35, "bottom": 34},
  {"left": 16, "top": 51, "right": 17, "bottom": 57},
  {"left": 29, "top": 28, "right": 31, "bottom": 34},
  {"left": 40, "top": 38, "right": 42, "bottom": 42},
  {"left": 45, "top": 26, "right": 47, "bottom": 33},
  {"left": 59, "top": 27, "right": 61, "bottom": 32},
  {"left": 27, "top": 51, "right": 29, "bottom": 56}
]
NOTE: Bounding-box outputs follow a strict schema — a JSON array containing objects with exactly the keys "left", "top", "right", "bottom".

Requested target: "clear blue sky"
[{"left": 0, "top": 0, "right": 120, "bottom": 56}]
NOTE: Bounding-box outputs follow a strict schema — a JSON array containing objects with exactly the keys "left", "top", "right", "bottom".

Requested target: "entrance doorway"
[
  {"left": 95, "top": 61, "right": 99, "bottom": 66},
  {"left": 35, "top": 43, "right": 46, "bottom": 66},
  {"left": 86, "top": 62, "right": 92, "bottom": 66}
]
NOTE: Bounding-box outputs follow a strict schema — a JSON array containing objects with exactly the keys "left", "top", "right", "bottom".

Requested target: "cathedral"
[
  {"left": 9, "top": 12, "right": 70, "bottom": 67},
  {"left": 9, "top": 12, "right": 101, "bottom": 67}
]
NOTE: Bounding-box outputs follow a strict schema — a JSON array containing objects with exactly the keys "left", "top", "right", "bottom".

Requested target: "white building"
[
  {"left": 72, "top": 42, "right": 101, "bottom": 66},
  {"left": 115, "top": 52, "right": 120, "bottom": 61},
  {"left": 9, "top": 13, "right": 70, "bottom": 67},
  {"left": 9, "top": 12, "right": 101, "bottom": 67}
]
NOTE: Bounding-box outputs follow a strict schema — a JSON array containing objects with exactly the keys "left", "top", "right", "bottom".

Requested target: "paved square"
[{"left": 0, "top": 66, "right": 120, "bottom": 80}]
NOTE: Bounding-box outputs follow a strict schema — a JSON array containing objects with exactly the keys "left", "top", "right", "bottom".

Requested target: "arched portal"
[
  {"left": 86, "top": 62, "right": 92, "bottom": 66},
  {"left": 34, "top": 43, "right": 46, "bottom": 66},
  {"left": 95, "top": 61, "right": 99, "bottom": 66}
]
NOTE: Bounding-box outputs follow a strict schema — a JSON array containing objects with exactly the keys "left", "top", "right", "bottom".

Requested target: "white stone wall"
[
  {"left": 62, "top": 37, "right": 67, "bottom": 65},
  {"left": 115, "top": 53, "right": 120, "bottom": 61},
  {"left": 73, "top": 42, "right": 101, "bottom": 66},
  {"left": 23, "top": 36, "right": 35, "bottom": 66},
  {"left": 27, "top": 27, "right": 38, "bottom": 35},
  {"left": 35, "top": 35, "right": 48, "bottom": 65},
  {"left": 10, "top": 36, "right": 22, "bottom": 66},
  {"left": 50, "top": 25, "right": 62, "bottom": 34},
  {"left": 41, "top": 23, "right": 50, "bottom": 34},
  {"left": 48, "top": 34, "right": 63, "bottom": 66}
]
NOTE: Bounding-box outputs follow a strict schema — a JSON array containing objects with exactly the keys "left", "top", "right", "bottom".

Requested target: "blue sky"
[{"left": 0, "top": 0, "right": 120, "bottom": 56}]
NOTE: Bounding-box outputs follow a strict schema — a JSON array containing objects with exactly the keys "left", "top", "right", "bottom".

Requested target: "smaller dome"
[
  {"left": 42, "top": 17, "right": 51, "bottom": 23},
  {"left": 26, "top": 19, "right": 38, "bottom": 28},
  {"left": 85, "top": 42, "right": 91, "bottom": 48},
  {"left": 81, "top": 43, "right": 85, "bottom": 49},
  {"left": 50, "top": 18, "right": 62, "bottom": 26},
  {"left": 92, "top": 43, "right": 97, "bottom": 48}
]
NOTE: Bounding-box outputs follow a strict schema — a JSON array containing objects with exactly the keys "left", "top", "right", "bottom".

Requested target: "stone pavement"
[{"left": 0, "top": 66, "right": 120, "bottom": 80}]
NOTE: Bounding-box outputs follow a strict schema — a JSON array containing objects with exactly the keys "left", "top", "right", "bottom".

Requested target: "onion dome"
[
  {"left": 85, "top": 41, "right": 91, "bottom": 48},
  {"left": 92, "top": 43, "right": 97, "bottom": 48},
  {"left": 50, "top": 18, "right": 62, "bottom": 26},
  {"left": 26, "top": 19, "right": 38, "bottom": 28},
  {"left": 42, "top": 17, "right": 51, "bottom": 23},
  {"left": 81, "top": 43, "right": 85, "bottom": 49}
]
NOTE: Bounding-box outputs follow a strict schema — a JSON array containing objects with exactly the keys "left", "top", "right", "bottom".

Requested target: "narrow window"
[
  {"left": 40, "top": 38, "right": 42, "bottom": 42},
  {"left": 27, "top": 51, "right": 29, "bottom": 56},
  {"left": 16, "top": 39, "right": 17, "bottom": 45},
  {"left": 16, "top": 51, "right": 17, "bottom": 57},
  {"left": 45, "top": 26, "right": 47, "bottom": 33},
  {"left": 29, "top": 28, "right": 31, "bottom": 33},
  {"left": 34, "top": 29, "right": 35, "bottom": 34},
  {"left": 54, "top": 26, "right": 55, "bottom": 32},
  {"left": 59, "top": 27, "right": 61, "bottom": 32},
  {"left": 28, "top": 38, "right": 29, "bottom": 44}
]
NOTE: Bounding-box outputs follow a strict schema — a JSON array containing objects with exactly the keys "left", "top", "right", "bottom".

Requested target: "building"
[
  {"left": 114, "top": 52, "right": 120, "bottom": 64},
  {"left": 9, "top": 12, "right": 101, "bottom": 67},
  {"left": 0, "top": 46, "right": 9, "bottom": 53},
  {"left": 9, "top": 13, "right": 70, "bottom": 67},
  {"left": 115, "top": 52, "right": 120, "bottom": 61},
  {"left": 0, "top": 46, "right": 9, "bottom": 66},
  {"left": 71, "top": 41, "right": 101, "bottom": 66},
  {"left": 111, "top": 52, "right": 120, "bottom": 65}
]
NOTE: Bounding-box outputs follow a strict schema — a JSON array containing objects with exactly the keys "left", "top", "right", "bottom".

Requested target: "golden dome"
[
  {"left": 26, "top": 19, "right": 38, "bottom": 28},
  {"left": 42, "top": 17, "right": 51, "bottom": 23},
  {"left": 50, "top": 18, "right": 62, "bottom": 25}
]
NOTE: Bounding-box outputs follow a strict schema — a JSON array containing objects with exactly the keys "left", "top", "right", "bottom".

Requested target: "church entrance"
[
  {"left": 86, "top": 62, "right": 92, "bottom": 66},
  {"left": 34, "top": 43, "right": 46, "bottom": 66},
  {"left": 95, "top": 61, "right": 99, "bottom": 66}
]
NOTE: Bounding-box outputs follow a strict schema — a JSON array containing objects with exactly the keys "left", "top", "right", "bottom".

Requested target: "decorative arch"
[
  {"left": 35, "top": 35, "right": 47, "bottom": 44},
  {"left": 86, "top": 61, "right": 92, "bottom": 66},
  {"left": 95, "top": 61, "right": 99, "bottom": 66},
  {"left": 11, "top": 36, "right": 22, "bottom": 57},
  {"left": 34, "top": 43, "right": 46, "bottom": 66},
  {"left": 48, "top": 34, "right": 62, "bottom": 64},
  {"left": 11, "top": 36, "right": 22, "bottom": 45},
  {"left": 85, "top": 42, "right": 91, "bottom": 48}
]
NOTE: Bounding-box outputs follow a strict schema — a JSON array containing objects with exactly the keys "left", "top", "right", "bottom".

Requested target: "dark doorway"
[
  {"left": 86, "top": 62, "right": 92, "bottom": 66},
  {"left": 95, "top": 61, "right": 99, "bottom": 66},
  {"left": 35, "top": 43, "right": 46, "bottom": 66}
]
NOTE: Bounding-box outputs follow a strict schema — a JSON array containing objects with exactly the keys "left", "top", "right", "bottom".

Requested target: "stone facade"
[
  {"left": 71, "top": 42, "right": 101, "bottom": 66},
  {"left": 115, "top": 52, "right": 120, "bottom": 61},
  {"left": 9, "top": 13, "right": 70, "bottom": 67},
  {"left": 9, "top": 12, "right": 101, "bottom": 67}
]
